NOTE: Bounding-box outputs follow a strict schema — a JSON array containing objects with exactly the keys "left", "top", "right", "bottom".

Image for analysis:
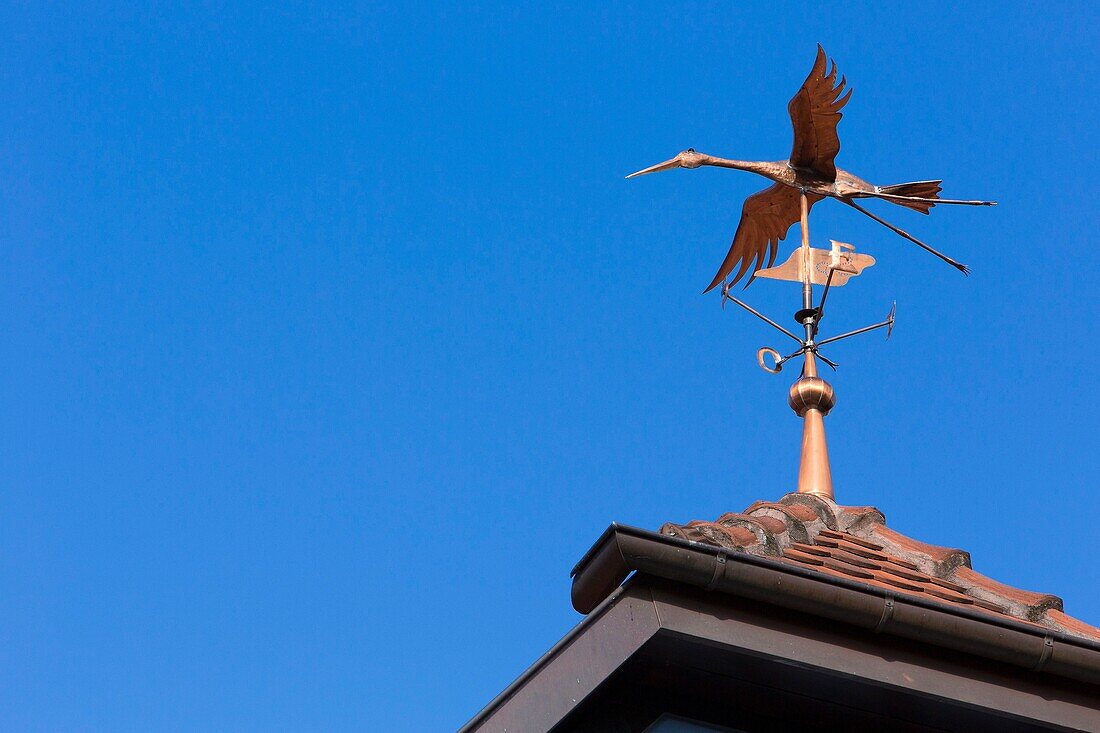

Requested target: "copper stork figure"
[{"left": 627, "top": 46, "right": 996, "bottom": 291}]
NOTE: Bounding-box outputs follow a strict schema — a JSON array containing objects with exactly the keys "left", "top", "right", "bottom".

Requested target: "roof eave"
[{"left": 570, "top": 523, "right": 1100, "bottom": 686}]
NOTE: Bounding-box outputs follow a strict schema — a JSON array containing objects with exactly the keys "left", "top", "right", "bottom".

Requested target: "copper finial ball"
[{"left": 788, "top": 376, "right": 836, "bottom": 417}]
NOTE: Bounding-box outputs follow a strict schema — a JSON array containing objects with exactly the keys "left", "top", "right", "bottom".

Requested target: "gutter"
[{"left": 570, "top": 523, "right": 1100, "bottom": 686}]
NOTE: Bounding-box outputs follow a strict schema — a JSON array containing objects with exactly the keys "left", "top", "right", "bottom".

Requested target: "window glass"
[{"left": 643, "top": 714, "right": 746, "bottom": 733}]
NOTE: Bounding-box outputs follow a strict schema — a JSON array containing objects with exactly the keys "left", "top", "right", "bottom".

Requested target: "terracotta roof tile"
[
  {"left": 882, "top": 556, "right": 921, "bottom": 572},
  {"left": 879, "top": 563, "right": 933, "bottom": 584},
  {"left": 925, "top": 586, "right": 975, "bottom": 606},
  {"left": 874, "top": 574, "right": 926, "bottom": 594},
  {"left": 749, "top": 515, "right": 789, "bottom": 536},
  {"left": 788, "top": 542, "right": 829, "bottom": 557},
  {"left": 1047, "top": 609, "right": 1100, "bottom": 640},
  {"left": 828, "top": 547, "right": 881, "bottom": 570},
  {"left": 926, "top": 576, "right": 968, "bottom": 595},
  {"left": 818, "top": 528, "right": 883, "bottom": 551},
  {"left": 952, "top": 566, "right": 1062, "bottom": 620},
  {"left": 661, "top": 491, "right": 1100, "bottom": 643},
  {"left": 823, "top": 557, "right": 877, "bottom": 580},
  {"left": 785, "top": 547, "right": 826, "bottom": 566},
  {"left": 862, "top": 525, "right": 970, "bottom": 575}
]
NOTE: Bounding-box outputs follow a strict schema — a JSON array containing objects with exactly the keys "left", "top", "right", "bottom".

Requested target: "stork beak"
[{"left": 626, "top": 155, "right": 683, "bottom": 179}]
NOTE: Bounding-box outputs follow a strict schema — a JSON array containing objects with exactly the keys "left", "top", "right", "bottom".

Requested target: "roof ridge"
[{"left": 658, "top": 492, "right": 1099, "bottom": 643}]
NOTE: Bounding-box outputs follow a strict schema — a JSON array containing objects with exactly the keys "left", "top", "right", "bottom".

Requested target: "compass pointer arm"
[
  {"left": 723, "top": 292, "right": 804, "bottom": 345},
  {"left": 815, "top": 310, "right": 896, "bottom": 347}
]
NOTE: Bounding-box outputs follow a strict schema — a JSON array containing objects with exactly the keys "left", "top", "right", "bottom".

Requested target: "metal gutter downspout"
[{"left": 570, "top": 524, "right": 1100, "bottom": 686}]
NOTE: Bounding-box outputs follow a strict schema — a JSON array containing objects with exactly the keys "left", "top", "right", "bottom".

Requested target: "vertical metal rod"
[
  {"left": 798, "top": 190, "right": 815, "bottom": 372},
  {"left": 798, "top": 189, "right": 820, "bottom": 359},
  {"left": 799, "top": 191, "right": 812, "bottom": 321},
  {"left": 793, "top": 188, "right": 833, "bottom": 500}
]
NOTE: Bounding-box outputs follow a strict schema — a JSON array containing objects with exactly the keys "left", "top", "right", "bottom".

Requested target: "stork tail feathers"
[{"left": 876, "top": 181, "right": 943, "bottom": 214}]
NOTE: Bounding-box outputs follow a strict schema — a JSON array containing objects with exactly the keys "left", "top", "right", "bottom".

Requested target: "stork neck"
[{"left": 700, "top": 156, "right": 779, "bottom": 178}]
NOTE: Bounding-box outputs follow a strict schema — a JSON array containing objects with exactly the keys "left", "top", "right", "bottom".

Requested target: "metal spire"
[
  {"left": 791, "top": 191, "right": 835, "bottom": 498},
  {"left": 624, "top": 46, "right": 995, "bottom": 500},
  {"left": 723, "top": 189, "right": 895, "bottom": 500}
]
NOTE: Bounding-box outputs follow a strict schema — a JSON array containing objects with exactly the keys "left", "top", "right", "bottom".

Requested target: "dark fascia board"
[
  {"left": 570, "top": 523, "right": 1100, "bottom": 686},
  {"left": 457, "top": 584, "right": 634, "bottom": 733}
]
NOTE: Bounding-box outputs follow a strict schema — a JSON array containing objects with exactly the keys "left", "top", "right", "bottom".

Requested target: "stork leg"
[{"left": 840, "top": 198, "right": 970, "bottom": 275}]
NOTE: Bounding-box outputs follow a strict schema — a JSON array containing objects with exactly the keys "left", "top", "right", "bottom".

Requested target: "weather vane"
[{"left": 627, "top": 46, "right": 995, "bottom": 499}]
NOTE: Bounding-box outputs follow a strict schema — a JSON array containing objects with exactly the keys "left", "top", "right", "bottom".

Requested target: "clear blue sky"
[{"left": 2, "top": 2, "right": 1098, "bottom": 730}]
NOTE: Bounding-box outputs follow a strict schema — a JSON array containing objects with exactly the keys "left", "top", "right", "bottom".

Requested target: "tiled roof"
[{"left": 661, "top": 492, "right": 1100, "bottom": 643}]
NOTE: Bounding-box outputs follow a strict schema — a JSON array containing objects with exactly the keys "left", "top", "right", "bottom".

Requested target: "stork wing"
[
  {"left": 703, "top": 184, "right": 821, "bottom": 292},
  {"left": 788, "top": 45, "right": 852, "bottom": 181}
]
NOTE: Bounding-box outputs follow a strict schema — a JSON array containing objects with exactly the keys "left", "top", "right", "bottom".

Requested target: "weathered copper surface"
[
  {"left": 788, "top": 352, "right": 835, "bottom": 499},
  {"left": 786, "top": 190, "right": 837, "bottom": 499},
  {"left": 660, "top": 491, "right": 1100, "bottom": 642},
  {"left": 627, "top": 45, "right": 995, "bottom": 290},
  {"left": 788, "top": 374, "right": 835, "bottom": 418},
  {"left": 757, "top": 240, "right": 874, "bottom": 286}
]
